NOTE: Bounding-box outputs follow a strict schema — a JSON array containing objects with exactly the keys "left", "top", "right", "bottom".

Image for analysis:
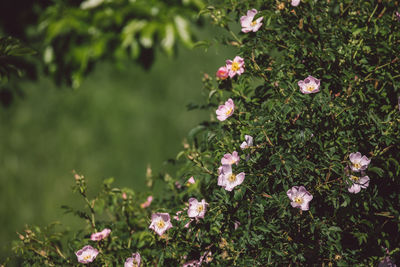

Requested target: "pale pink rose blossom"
[
  {"left": 149, "top": 213, "right": 173, "bottom": 236},
  {"left": 216, "top": 66, "right": 229, "bottom": 80},
  {"left": 199, "top": 251, "right": 213, "bottom": 265},
  {"left": 221, "top": 151, "right": 240, "bottom": 166},
  {"left": 240, "top": 135, "right": 253, "bottom": 149},
  {"left": 298, "top": 76, "right": 320, "bottom": 94},
  {"left": 291, "top": 0, "right": 301, "bottom": 6},
  {"left": 240, "top": 9, "right": 263, "bottom": 33},
  {"left": 287, "top": 186, "right": 313, "bottom": 211},
  {"left": 187, "top": 198, "right": 208, "bottom": 219},
  {"left": 75, "top": 245, "right": 99, "bottom": 264},
  {"left": 182, "top": 260, "right": 200, "bottom": 267},
  {"left": 216, "top": 98, "right": 235, "bottom": 121},
  {"left": 349, "top": 152, "right": 371, "bottom": 172},
  {"left": 218, "top": 164, "right": 245, "bottom": 191},
  {"left": 140, "top": 196, "right": 153, "bottom": 208},
  {"left": 234, "top": 220, "right": 241, "bottom": 230},
  {"left": 396, "top": 11, "right": 400, "bottom": 21},
  {"left": 348, "top": 175, "right": 370, "bottom": 194},
  {"left": 90, "top": 228, "right": 111, "bottom": 241},
  {"left": 122, "top": 192, "right": 127, "bottom": 199},
  {"left": 187, "top": 176, "right": 195, "bottom": 185},
  {"left": 174, "top": 211, "right": 183, "bottom": 221},
  {"left": 175, "top": 181, "right": 182, "bottom": 189},
  {"left": 226, "top": 56, "right": 245, "bottom": 78},
  {"left": 124, "top": 252, "right": 141, "bottom": 267},
  {"left": 184, "top": 219, "right": 193, "bottom": 228}
]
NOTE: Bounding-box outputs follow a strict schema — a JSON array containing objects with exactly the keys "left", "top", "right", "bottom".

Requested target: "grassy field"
[{"left": 0, "top": 31, "right": 233, "bottom": 261}]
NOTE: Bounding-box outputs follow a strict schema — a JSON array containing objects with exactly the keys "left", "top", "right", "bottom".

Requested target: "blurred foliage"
[
  {"left": 8, "top": 0, "right": 400, "bottom": 266},
  {"left": 38, "top": 0, "right": 205, "bottom": 88},
  {"left": 0, "top": 37, "right": 36, "bottom": 82}
]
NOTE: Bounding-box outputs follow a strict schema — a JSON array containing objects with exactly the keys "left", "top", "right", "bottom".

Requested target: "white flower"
[
  {"left": 240, "top": 9, "right": 263, "bottom": 33},
  {"left": 348, "top": 175, "right": 370, "bottom": 194},
  {"left": 149, "top": 213, "right": 172, "bottom": 236},
  {"left": 240, "top": 135, "right": 253, "bottom": 150},
  {"left": 187, "top": 198, "right": 208, "bottom": 219},
  {"left": 349, "top": 152, "right": 371, "bottom": 172},
  {"left": 218, "top": 165, "right": 245, "bottom": 191},
  {"left": 287, "top": 186, "right": 313, "bottom": 211}
]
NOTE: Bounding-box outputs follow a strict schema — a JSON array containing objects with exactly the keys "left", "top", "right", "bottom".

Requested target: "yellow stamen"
[
  {"left": 228, "top": 174, "right": 236, "bottom": 183},
  {"left": 306, "top": 85, "right": 315, "bottom": 92},
  {"left": 353, "top": 162, "right": 361, "bottom": 169},
  {"left": 83, "top": 255, "right": 91, "bottom": 260},
  {"left": 231, "top": 62, "right": 240, "bottom": 72},
  {"left": 350, "top": 175, "right": 359, "bottom": 181},
  {"left": 197, "top": 204, "right": 204, "bottom": 213},
  {"left": 225, "top": 107, "right": 233, "bottom": 116},
  {"left": 251, "top": 21, "right": 257, "bottom": 26},
  {"left": 294, "top": 197, "right": 303, "bottom": 204},
  {"left": 157, "top": 220, "right": 165, "bottom": 229}
]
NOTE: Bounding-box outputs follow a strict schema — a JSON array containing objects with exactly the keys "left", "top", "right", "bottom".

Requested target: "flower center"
[
  {"left": 353, "top": 162, "right": 361, "bottom": 169},
  {"left": 294, "top": 196, "right": 303, "bottom": 204},
  {"left": 225, "top": 107, "right": 233, "bottom": 116},
  {"left": 231, "top": 62, "right": 240, "bottom": 72},
  {"left": 228, "top": 174, "right": 236, "bottom": 182},
  {"left": 157, "top": 220, "right": 165, "bottom": 229},
  {"left": 350, "top": 175, "right": 359, "bottom": 181},
  {"left": 306, "top": 85, "right": 315, "bottom": 92},
  {"left": 251, "top": 20, "right": 257, "bottom": 26},
  {"left": 83, "top": 254, "right": 91, "bottom": 261},
  {"left": 132, "top": 260, "right": 138, "bottom": 267},
  {"left": 197, "top": 204, "right": 204, "bottom": 213}
]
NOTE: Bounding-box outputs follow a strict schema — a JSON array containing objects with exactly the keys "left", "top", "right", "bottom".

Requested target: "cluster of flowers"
[
  {"left": 73, "top": 5, "right": 379, "bottom": 265},
  {"left": 347, "top": 152, "right": 371, "bottom": 194},
  {"left": 75, "top": 228, "right": 141, "bottom": 266}
]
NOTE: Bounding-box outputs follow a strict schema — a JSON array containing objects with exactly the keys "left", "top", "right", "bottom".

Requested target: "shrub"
[{"left": 9, "top": 0, "right": 400, "bottom": 266}]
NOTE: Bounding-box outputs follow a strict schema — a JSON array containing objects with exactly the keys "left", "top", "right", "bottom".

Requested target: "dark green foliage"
[
  {"left": 9, "top": 0, "right": 400, "bottom": 266},
  {"left": 0, "top": 37, "right": 36, "bottom": 82}
]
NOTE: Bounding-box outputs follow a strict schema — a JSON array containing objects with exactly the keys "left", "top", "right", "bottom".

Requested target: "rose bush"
[{"left": 8, "top": 0, "right": 400, "bottom": 266}]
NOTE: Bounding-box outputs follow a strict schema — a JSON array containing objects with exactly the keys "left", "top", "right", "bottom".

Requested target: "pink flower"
[
  {"left": 349, "top": 152, "right": 371, "bottom": 172},
  {"left": 291, "top": 0, "right": 301, "bottom": 6},
  {"left": 217, "top": 164, "right": 245, "bottom": 191},
  {"left": 90, "top": 228, "right": 111, "bottom": 241},
  {"left": 183, "top": 260, "right": 200, "bottom": 267},
  {"left": 149, "top": 213, "right": 173, "bottom": 236},
  {"left": 226, "top": 56, "right": 245, "bottom": 78},
  {"left": 187, "top": 198, "right": 208, "bottom": 219},
  {"left": 175, "top": 181, "right": 182, "bottom": 189},
  {"left": 298, "top": 76, "right": 321, "bottom": 94},
  {"left": 240, "top": 135, "right": 253, "bottom": 149},
  {"left": 221, "top": 151, "right": 240, "bottom": 166},
  {"left": 200, "top": 251, "right": 212, "bottom": 264},
  {"left": 234, "top": 220, "right": 241, "bottom": 230},
  {"left": 396, "top": 11, "right": 400, "bottom": 21},
  {"left": 184, "top": 219, "right": 193, "bottom": 228},
  {"left": 124, "top": 252, "right": 141, "bottom": 267},
  {"left": 140, "top": 196, "right": 153, "bottom": 208},
  {"left": 174, "top": 211, "right": 183, "bottom": 221},
  {"left": 186, "top": 176, "right": 195, "bottom": 186},
  {"left": 216, "top": 66, "right": 229, "bottom": 80},
  {"left": 216, "top": 98, "right": 235, "bottom": 121},
  {"left": 240, "top": 9, "right": 263, "bottom": 33},
  {"left": 348, "top": 175, "right": 370, "bottom": 194},
  {"left": 75, "top": 245, "right": 99, "bottom": 264},
  {"left": 287, "top": 186, "right": 313, "bottom": 211}
]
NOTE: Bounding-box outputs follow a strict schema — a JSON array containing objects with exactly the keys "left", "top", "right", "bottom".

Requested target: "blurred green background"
[{"left": 0, "top": 33, "right": 233, "bottom": 261}]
